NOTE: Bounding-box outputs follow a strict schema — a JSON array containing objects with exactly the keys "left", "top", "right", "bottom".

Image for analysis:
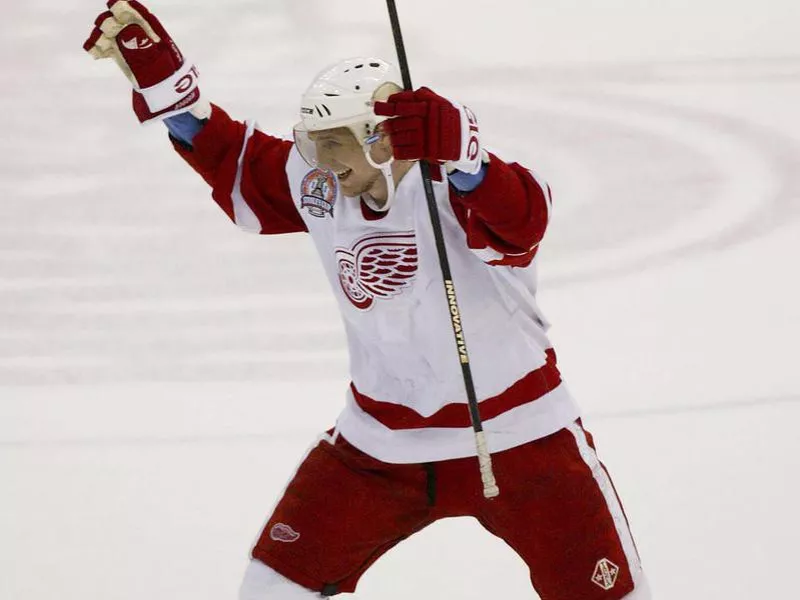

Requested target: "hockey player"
[{"left": 84, "top": 2, "right": 651, "bottom": 598}]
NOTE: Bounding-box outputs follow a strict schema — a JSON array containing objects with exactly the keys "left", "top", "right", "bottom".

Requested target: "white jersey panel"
[{"left": 284, "top": 148, "right": 580, "bottom": 462}]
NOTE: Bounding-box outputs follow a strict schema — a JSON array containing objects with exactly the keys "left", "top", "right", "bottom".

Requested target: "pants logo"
[
  {"left": 269, "top": 523, "right": 300, "bottom": 543},
  {"left": 591, "top": 558, "right": 620, "bottom": 590}
]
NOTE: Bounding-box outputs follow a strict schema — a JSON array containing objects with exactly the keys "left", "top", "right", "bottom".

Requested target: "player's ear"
[
  {"left": 370, "top": 124, "right": 395, "bottom": 162},
  {"left": 371, "top": 81, "right": 403, "bottom": 161}
]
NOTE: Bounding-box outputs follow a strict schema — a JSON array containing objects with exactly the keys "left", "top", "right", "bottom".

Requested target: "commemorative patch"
[{"left": 300, "top": 169, "right": 337, "bottom": 218}]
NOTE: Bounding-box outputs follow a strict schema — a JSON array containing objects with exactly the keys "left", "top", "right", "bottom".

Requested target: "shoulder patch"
[{"left": 300, "top": 169, "right": 337, "bottom": 218}]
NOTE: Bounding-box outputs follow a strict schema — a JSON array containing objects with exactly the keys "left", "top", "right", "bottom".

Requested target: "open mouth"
[{"left": 335, "top": 168, "right": 353, "bottom": 182}]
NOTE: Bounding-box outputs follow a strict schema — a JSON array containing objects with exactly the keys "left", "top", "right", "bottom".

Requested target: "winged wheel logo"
[
  {"left": 269, "top": 523, "right": 300, "bottom": 543},
  {"left": 336, "top": 232, "right": 418, "bottom": 310}
]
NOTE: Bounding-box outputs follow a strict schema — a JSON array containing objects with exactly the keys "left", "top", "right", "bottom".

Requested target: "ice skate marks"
[{"left": 336, "top": 232, "right": 417, "bottom": 310}]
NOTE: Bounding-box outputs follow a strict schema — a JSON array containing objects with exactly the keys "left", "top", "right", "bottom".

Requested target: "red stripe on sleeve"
[
  {"left": 171, "top": 104, "right": 307, "bottom": 234},
  {"left": 449, "top": 153, "right": 549, "bottom": 265}
]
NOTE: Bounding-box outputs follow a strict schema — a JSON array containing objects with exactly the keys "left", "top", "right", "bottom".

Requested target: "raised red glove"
[
  {"left": 373, "top": 87, "right": 484, "bottom": 174},
  {"left": 83, "top": 0, "right": 208, "bottom": 124}
]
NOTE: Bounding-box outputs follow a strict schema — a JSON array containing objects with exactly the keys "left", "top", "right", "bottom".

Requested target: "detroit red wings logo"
[
  {"left": 269, "top": 523, "right": 300, "bottom": 543},
  {"left": 336, "top": 232, "right": 418, "bottom": 310}
]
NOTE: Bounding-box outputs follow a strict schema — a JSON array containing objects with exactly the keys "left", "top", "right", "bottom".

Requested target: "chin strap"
[{"left": 362, "top": 142, "right": 396, "bottom": 212}]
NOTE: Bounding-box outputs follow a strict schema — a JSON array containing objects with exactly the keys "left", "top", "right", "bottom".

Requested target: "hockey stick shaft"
[{"left": 385, "top": 0, "right": 499, "bottom": 499}]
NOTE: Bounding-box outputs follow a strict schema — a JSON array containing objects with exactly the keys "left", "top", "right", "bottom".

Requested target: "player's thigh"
[
  {"left": 479, "top": 421, "right": 645, "bottom": 600},
  {"left": 252, "top": 433, "right": 433, "bottom": 596}
]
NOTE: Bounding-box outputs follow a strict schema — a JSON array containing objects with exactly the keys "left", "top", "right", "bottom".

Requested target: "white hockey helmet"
[{"left": 293, "top": 57, "right": 403, "bottom": 168}]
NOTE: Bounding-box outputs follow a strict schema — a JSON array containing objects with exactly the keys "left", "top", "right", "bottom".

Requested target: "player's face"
[{"left": 311, "top": 128, "right": 381, "bottom": 197}]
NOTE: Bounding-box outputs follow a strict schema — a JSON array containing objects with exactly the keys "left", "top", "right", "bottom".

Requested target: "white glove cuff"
[
  {"left": 445, "top": 100, "right": 483, "bottom": 175},
  {"left": 136, "top": 60, "right": 199, "bottom": 113}
]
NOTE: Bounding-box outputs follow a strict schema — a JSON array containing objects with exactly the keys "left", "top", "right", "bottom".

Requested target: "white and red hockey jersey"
[{"left": 173, "top": 105, "right": 581, "bottom": 463}]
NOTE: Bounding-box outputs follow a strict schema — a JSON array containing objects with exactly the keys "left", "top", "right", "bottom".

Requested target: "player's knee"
[{"left": 238, "top": 559, "right": 321, "bottom": 599}]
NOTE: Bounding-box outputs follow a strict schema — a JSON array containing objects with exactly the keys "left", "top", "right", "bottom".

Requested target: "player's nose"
[
  {"left": 315, "top": 146, "right": 332, "bottom": 168},
  {"left": 316, "top": 148, "right": 340, "bottom": 171}
]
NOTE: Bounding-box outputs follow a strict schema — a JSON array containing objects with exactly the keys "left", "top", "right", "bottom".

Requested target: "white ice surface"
[{"left": 2, "top": 1, "right": 800, "bottom": 598}]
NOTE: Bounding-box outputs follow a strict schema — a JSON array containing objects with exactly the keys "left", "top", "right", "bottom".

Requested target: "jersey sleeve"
[
  {"left": 171, "top": 104, "right": 307, "bottom": 235},
  {"left": 448, "top": 153, "right": 552, "bottom": 267}
]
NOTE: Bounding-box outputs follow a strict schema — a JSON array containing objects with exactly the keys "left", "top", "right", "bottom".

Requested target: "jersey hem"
[{"left": 335, "top": 383, "right": 582, "bottom": 464}]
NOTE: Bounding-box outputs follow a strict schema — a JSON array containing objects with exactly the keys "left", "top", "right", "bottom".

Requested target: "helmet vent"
[
  {"left": 369, "top": 62, "right": 381, "bottom": 67},
  {"left": 355, "top": 64, "right": 364, "bottom": 69},
  {"left": 313, "top": 104, "right": 332, "bottom": 118}
]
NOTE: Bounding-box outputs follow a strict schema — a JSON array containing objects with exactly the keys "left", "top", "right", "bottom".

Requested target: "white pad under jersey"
[{"left": 239, "top": 559, "right": 321, "bottom": 600}]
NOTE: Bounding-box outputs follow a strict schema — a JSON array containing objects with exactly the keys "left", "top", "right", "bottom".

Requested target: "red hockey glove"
[
  {"left": 373, "top": 87, "right": 485, "bottom": 174},
  {"left": 83, "top": 0, "right": 209, "bottom": 124}
]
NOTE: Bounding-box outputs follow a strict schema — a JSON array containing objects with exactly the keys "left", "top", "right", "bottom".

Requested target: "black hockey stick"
[{"left": 384, "top": 0, "right": 499, "bottom": 499}]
